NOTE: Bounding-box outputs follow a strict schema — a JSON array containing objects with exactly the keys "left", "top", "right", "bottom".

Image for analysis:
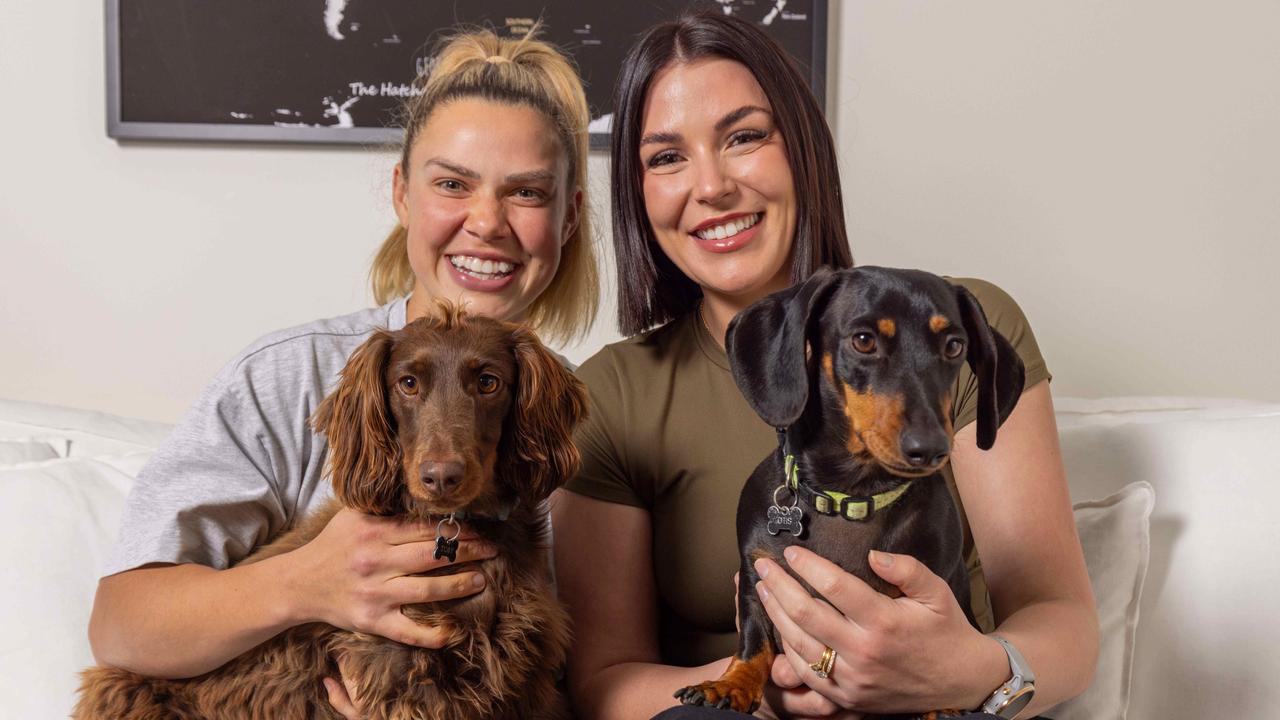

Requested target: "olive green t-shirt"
[{"left": 565, "top": 277, "right": 1051, "bottom": 667}]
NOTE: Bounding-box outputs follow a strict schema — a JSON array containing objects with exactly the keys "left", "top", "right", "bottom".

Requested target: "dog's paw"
[{"left": 673, "top": 680, "right": 762, "bottom": 714}]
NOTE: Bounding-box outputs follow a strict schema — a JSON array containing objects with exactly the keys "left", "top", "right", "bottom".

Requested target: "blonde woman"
[{"left": 86, "top": 28, "right": 596, "bottom": 715}]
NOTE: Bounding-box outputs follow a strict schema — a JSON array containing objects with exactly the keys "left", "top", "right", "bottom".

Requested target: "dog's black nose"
[
  {"left": 421, "top": 460, "right": 464, "bottom": 494},
  {"left": 900, "top": 432, "right": 950, "bottom": 468}
]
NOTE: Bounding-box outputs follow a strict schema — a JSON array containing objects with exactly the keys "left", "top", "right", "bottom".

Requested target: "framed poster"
[{"left": 106, "top": 0, "right": 827, "bottom": 147}]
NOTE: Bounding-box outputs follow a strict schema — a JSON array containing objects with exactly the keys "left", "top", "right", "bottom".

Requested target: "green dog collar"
[{"left": 784, "top": 452, "right": 914, "bottom": 521}]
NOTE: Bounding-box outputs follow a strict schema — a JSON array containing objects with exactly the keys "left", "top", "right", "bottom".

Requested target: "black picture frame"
[{"left": 105, "top": 0, "right": 828, "bottom": 148}]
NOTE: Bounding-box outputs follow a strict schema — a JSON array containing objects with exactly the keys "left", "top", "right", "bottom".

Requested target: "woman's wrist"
[
  {"left": 953, "top": 631, "right": 1015, "bottom": 712},
  {"left": 254, "top": 547, "right": 321, "bottom": 629}
]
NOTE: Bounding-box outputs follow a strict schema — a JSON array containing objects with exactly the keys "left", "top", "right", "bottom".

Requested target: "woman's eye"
[
  {"left": 852, "top": 333, "right": 877, "bottom": 354},
  {"left": 477, "top": 373, "right": 501, "bottom": 395},
  {"left": 398, "top": 376, "right": 419, "bottom": 394},
  {"left": 645, "top": 150, "right": 680, "bottom": 168},
  {"left": 728, "top": 129, "right": 767, "bottom": 146},
  {"left": 945, "top": 338, "right": 966, "bottom": 359},
  {"left": 513, "top": 187, "right": 546, "bottom": 202}
]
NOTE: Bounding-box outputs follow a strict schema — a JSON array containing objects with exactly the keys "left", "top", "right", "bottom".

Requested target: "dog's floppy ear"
[
  {"left": 504, "top": 326, "right": 589, "bottom": 505},
  {"left": 311, "top": 329, "right": 402, "bottom": 514},
  {"left": 954, "top": 285, "right": 1026, "bottom": 450},
  {"left": 726, "top": 267, "right": 842, "bottom": 428}
]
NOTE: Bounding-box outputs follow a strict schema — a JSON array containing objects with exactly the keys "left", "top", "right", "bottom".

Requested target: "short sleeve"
[
  {"left": 102, "top": 358, "right": 314, "bottom": 576},
  {"left": 564, "top": 348, "right": 646, "bottom": 508},
  {"left": 950, "top": 278, "right": 1052, "bottom": 433}
]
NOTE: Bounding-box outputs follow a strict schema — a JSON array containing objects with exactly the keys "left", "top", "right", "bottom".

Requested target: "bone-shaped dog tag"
[
  {"left": 433, "top": 514, "right": 461, "bottom": 562},
  {"left": 434, "top": 535, "right": 460, "bottom": 562},
  {"left": 766, "top": 504, "right": 804, "bottom": 537}
]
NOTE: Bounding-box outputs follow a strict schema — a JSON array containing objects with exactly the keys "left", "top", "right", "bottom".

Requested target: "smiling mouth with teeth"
[
  {"left": 694, "top": 212, "right": 762, "bottom": 241},
  {"left": 449, "top": 255, "right": 517, "bottom": 280}
]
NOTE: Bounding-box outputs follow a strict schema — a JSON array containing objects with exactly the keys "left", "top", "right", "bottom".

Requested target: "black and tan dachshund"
[{"left": 675, "top": 266, "right": 1026, "bottom": 717}]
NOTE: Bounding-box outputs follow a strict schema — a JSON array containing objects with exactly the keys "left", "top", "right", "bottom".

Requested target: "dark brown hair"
[{"left": 611, "top": 10, "right": 853, "bottom": 335}]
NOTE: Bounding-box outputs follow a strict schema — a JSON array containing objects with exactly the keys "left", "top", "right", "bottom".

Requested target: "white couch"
[{"left": 2, "top": 395, "right": 1276, "bottom": 719}]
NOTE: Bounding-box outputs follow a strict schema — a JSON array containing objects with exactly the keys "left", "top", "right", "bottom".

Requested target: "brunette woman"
[{"left": 554, "top": 12, "right": 1096, "bottom": 720}]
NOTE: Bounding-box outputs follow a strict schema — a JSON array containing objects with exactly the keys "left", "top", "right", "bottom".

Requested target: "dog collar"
[
  {"left": 429, "top": 498, "right": 519, "bottom": 563},
  {"left": 776, "top": 429, "right": 914, "bottom": 522},
  {"left": 425, "top": 499, "right": 517, "bottom": 525},
  {"left": 784, "top": 453, "right": 913, "bottom": 520},
  {"left": 451, "top": 501, "right": 517, "bottom": 524}
]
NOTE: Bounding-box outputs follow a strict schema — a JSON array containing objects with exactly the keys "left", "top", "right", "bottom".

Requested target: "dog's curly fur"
[{"left": 75, "top": 308, "right": 587, "bottom": 720}]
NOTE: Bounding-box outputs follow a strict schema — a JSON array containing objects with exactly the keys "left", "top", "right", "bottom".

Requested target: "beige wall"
[
  {"left": 2, "top": 1, "right": 1277, "bottom": 423},
  {"left": 829, "top": 0, "right": 1280, "bottom": 401}
]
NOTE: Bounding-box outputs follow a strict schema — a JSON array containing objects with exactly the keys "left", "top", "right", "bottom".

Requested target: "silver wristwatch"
[{"left": 979, "top": 635, "right": 1036, "bottom": 719}]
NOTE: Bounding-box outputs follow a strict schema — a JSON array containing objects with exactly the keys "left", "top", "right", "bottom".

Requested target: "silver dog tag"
[{"left": 766, "top": 504, "right": 804, "bottom": 537}]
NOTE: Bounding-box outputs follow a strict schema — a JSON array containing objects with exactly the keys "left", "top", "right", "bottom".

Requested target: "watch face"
[{"left": 1001, "top": 686, "right": 1035, "bottom": 719}]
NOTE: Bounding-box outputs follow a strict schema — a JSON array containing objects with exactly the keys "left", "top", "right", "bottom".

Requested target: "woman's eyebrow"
[
  {"left": 505, "top": 169, "right": 556, "bottom": 184},
  {"left": 715, "top": 105, "right": 771, "bottom": 132},
  {"left": 640, "top": 105, "right": 774, "bottom": 146},
  {"left": 640, "top": 130, "right": 681, "bottom": 146},
  {"left": 424, "top": 157, "right": 480, "bottom": 179}
]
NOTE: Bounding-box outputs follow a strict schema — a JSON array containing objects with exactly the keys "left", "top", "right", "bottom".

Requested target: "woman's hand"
[
  {"left": 289, "top": 508, "right": 497, "bottom": 648},
  {"left": 737, "top": 574, "right": 864, "bottom": 720},
  {"left": 758, "top": 677, "right": 864, "bottom": 720},
  {"left": 302, "top": 509, "right": 499, "bottom": 717},
  {"left": 754, "top": 546, "right": 1005, "bottom": 715}
]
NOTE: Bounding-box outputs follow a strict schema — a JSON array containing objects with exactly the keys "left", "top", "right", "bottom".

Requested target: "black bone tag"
[
  {"left": 433, "top": 535, "right": 460, "bottom": 562},
  {"left": 766, "top": 504, "right": 804, "bottom": 537}
]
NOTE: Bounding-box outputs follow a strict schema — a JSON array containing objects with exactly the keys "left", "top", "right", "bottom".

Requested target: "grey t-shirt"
[{"left": 103, "top": 298, "right": 408, "bottom": 577}]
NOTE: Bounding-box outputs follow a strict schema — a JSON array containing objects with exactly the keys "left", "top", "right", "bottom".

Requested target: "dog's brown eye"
[
  {"left": 398, "top": 376, "right": 418, "bottom": 395},
  {"left": 852, "top": 332, "right": 877, "bottom": 354},
  {"left": 477, "top": 373, "right": 500, "bottom": 395},
  {"left": 945, "top": 338, "right": 966, "bottom": 359}
]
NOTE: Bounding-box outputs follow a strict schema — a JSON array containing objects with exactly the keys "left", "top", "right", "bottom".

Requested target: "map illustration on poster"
[{"left": 106, "top": 0, "right": 827, "bottom": 146}]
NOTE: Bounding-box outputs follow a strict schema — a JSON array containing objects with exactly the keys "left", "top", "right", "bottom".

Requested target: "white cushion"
[
  {"left": 0, "top": 398, "right": 171, "bottom": 457},
  {"left": 0, "top": 452, "right": 150, "bottom": 719},
  {"left": 0, "top": 438, "right": 64, "bottom": 465},
  {"left": 1048, "top": 482, "right": 1154, "bottom": 720},
  {"left": 1055, "top": 398, "right": 1280, "bottom": 718}
]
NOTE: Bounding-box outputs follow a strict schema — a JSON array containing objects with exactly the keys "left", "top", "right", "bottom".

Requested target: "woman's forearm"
[
  {"left": 573, "top": 657, "right": 732, "bottom": 720},
  {"left": 984, "top": 597, "right": 1099, "bottom": 717},
  {"left": 88, "top": 554, "right": 308, "bottom": 679}
]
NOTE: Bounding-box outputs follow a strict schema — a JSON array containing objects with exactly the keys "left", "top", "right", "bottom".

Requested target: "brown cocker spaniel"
[{"left": 75, "top": 307, "right": 587, "bottom": 720}]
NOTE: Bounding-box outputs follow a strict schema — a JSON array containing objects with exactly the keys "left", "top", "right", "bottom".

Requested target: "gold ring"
[{"left": 809, "top": 646, "right": 837, "bottom": 679}]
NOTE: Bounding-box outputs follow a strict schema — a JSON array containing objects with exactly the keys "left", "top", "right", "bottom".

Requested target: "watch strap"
[{"left": 979, "top": 635, "right": 1036, "bottom": 719}]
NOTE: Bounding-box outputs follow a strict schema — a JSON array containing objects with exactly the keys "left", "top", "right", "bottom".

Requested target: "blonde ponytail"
[{"left": 370, "top": 224, "right": 412, "bottom": 305}]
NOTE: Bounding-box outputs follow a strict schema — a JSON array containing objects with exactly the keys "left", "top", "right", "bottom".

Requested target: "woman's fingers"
[
  {"left": 779, "top": 635, "right": 836, "bottom": 692},
  {"left": 865, "top": 550, "right": 954, "bottom": 611},
  {"left": 755, "top": 557, "right": 851, "bottom": 652},
  {"left": 377, "top": 611, "right": 456, "bottom": 649},
  {"left": 386, "top": 571, "right": 487, "bottom": 606},
  {"left": 757, "top": 577, "right": 847, "bottom": 698},
  {"left": 776, "top": 546, "right": 893, "bottom": 623},
  {"left": 381, "top": 516, "right": 435, "bottom": 545},
  {"left": 303, "top": 509, "right": 496, "bottom": 648},
  {"left": 324, "top": 677, "right": 361, "bottom": 719},
  {"left": 771, "top": 651, "right": 803, "bottom": 688},
  {"left": 762, "top": 680, "right": 842, "bottom": 718},
  {"left": 385, "top": 538, "right": 498, "bottom": 574}
]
